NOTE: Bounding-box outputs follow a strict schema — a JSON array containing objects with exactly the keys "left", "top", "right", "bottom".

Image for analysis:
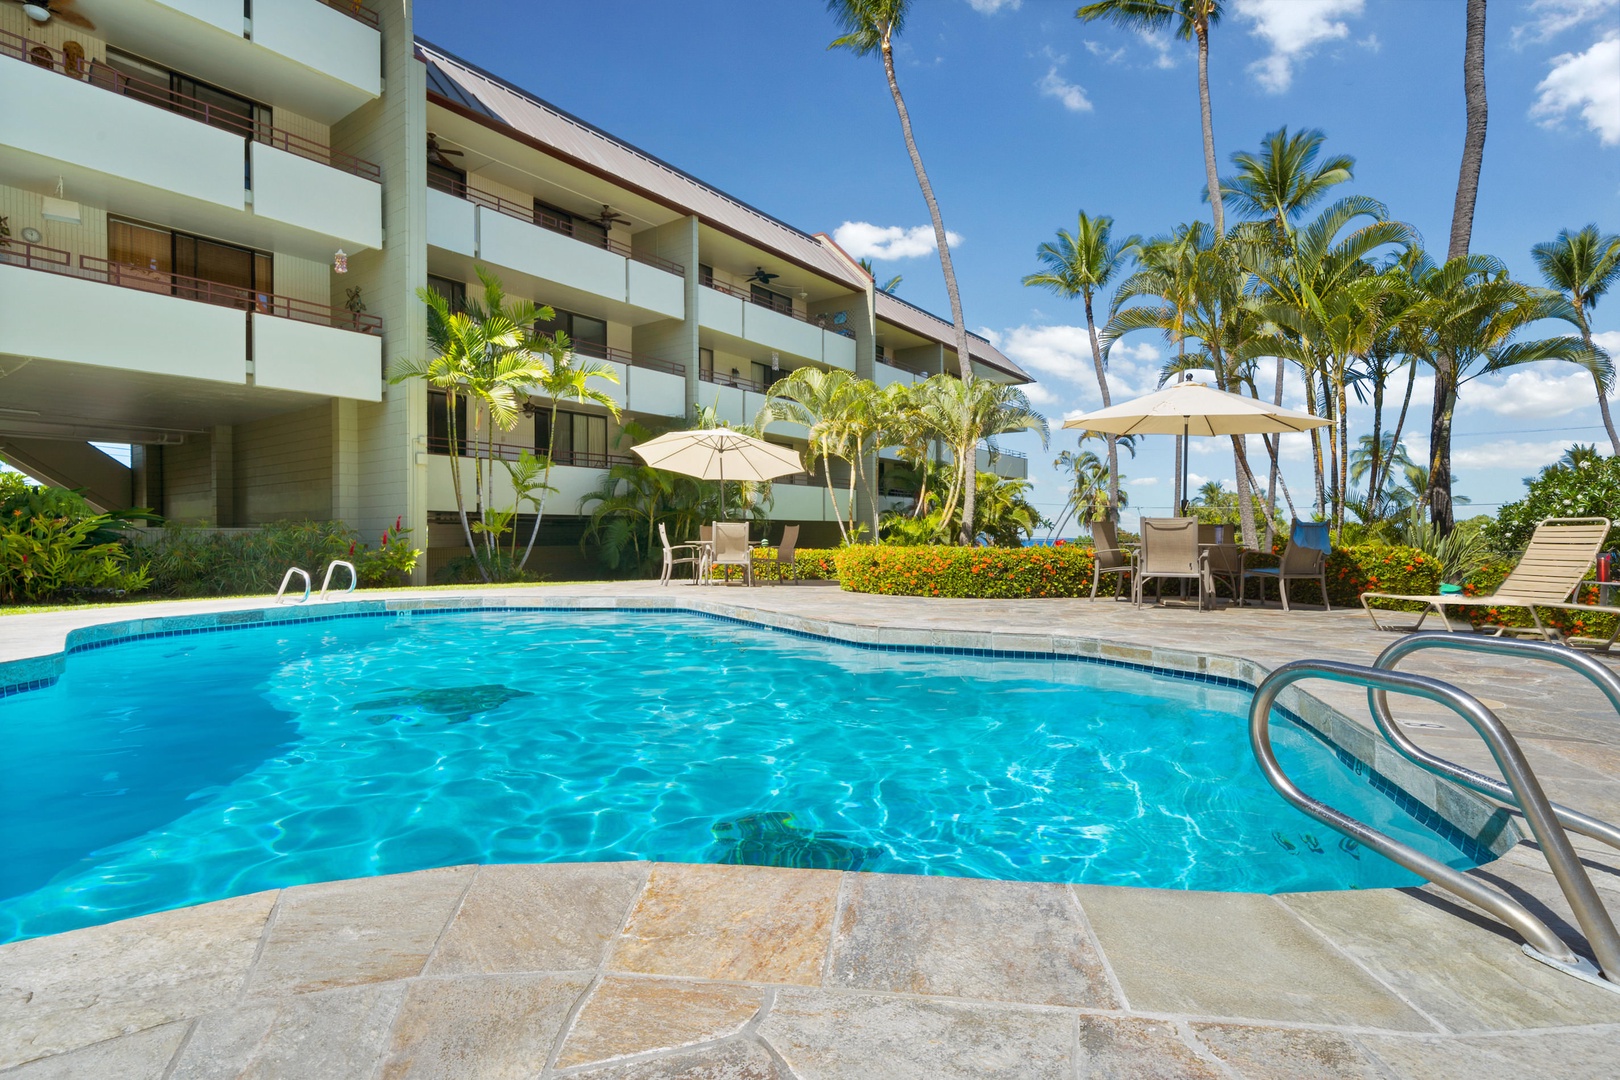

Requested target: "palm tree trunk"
[
  {"left": 1336, "top": 376, "right": 1351, "bottom": 533},
  {"left": 1196, "top": 21, "right": 1225, "bottom": 238},
  {"left": 1265, "top": 356, "right": 1285, "bottom": 544},
  {"left": 1303, "top": 371, "right": 1326, "bottom": 517},
  {"left": 1082, "top": 294, "right": 1119, "bottom": 517},
  {"left": 880, "top": 38, "right": 976, "bottom": 544},
  {"left": 518, "top": 399, "right": 562, "bottom": 570},
  {"left": 1425, "top": 361, "right": 1458, "bottom": 533},
  {"left": 1386, "top": 357, "right": 1417, "bottom": 495},
  {"left": 1447, "top": 0, "right": 1488, "bottom": 261},
  {"left": 1230, "top": 434, "right": 1257, "bottom": 548},
  {"left": 1366, "top": 367, "right": 1386, "bottom": 517},
  {"left": 443, "top": 391, "right": 487, "bottom": 582},
  {"left": 1579, "top": 319, "right": 1620, "bottom": 453},
  {"left": 823, "top": 451, "right": 848, "bottom": 544}
]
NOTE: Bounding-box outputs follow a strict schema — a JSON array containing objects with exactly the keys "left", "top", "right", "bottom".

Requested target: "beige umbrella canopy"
[
  {"left": 1062, "top": 379, "right": 1330, "bottom": 511},
  {"left": 631, "top": 428, "right": 804, "bottom": 517}
]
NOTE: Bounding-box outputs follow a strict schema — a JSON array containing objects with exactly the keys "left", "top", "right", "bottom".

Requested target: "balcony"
[
  {"left": 697, "top": 370, "right": 770, "bottom": 428},
  {"left": 0, "top": 32, "right": 381, "bottom": 248},
  {"left": 0, "top": 242, "right": 381, "bottom": 400},
  {"left": 425, "top": 447, "right": 631, "bottom": 516},
  {"left": 875, "top": 360, "right": 935, "bottom": 388},
  {"left": 568, "top": 342, "right": 688, "bottom": 419},
  {"left": 977, "top": 445, "right": 1029, "bottom": 480},
  {"left": 75, "top": 0, "right": 379, "bottom": 120},
  {"left": 698, "top": 278, "right": 857, "bottom": 371},
  {"left": 427, "top": 175, "right": 685, "bottom": 321}
]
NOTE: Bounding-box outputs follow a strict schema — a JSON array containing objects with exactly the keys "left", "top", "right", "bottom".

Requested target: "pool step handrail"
[
  {"left": 1368, "top": 633, "right": 1620, "bottom": 854},
  {"left": 1249, "top": 658, "right": 1620, "bottom": 994},
  {"left": 319, "top": 560, "right": 358, "bottom": 601},
  {"left": 275, "top": 567, "right": 311, "bottom": 604}
]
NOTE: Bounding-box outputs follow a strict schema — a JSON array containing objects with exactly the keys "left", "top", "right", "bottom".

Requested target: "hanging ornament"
[{"left": 333, "top": 249, "right": 349, "bottom": 274}]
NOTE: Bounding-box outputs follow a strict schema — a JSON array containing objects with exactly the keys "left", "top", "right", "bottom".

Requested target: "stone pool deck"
[{"left": 2, "top": 583, "right": 1619, "bottom": 1078}]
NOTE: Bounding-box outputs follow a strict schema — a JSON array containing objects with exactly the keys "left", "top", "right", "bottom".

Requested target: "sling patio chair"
[
  {"left": 1088, "top": 517, "right": 1135, "bottom": 601},
  {"left": 710, "top": 521, "right": 755, "bottom": 587},
  {"left": 1241, "top": 519, "right": 1332, "bottom": 612},
  {"left": 1199, "top": 522, "right": 1243, "bottom": 602},
  {"left": 1362, "top": 517, "right": 1611, "bottom": 640},
  {"left": 657, "top": 522, "right": 707, "bottom": 586},
  {"left": 757, "top": 524, "right": 800, "bottom": 585},
  {"left": 1134, "top": 516, "right": 1212, "bottom": 610}
]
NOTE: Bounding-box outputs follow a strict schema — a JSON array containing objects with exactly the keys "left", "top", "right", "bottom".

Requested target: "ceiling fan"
[
  {"left": 747, "top": 268, "right": 780, "bottom": 286},
  {"left": 10, "top": 0, "right": 94, "bottom": 28},
  {"left": 594, "top": 205, "right": 630, "bottom": 229},
  {"left": 426, "top": 133, "right": 464, "bottom": 168}
]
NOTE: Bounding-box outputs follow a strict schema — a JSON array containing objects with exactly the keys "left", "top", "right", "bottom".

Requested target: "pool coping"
[{"left": 0, "top": 591, "right": 1523, "bottom": 865}]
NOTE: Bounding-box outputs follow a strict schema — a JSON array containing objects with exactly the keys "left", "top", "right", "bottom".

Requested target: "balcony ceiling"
[
  {"left": 697, "top": 227, "right": 856, "bottom": 304},
  {"left": 0, "top": 355, "right": 329, "bottom": 443},
  {"left": 69, "top": 0, "right": 376, "bottom": 123}
]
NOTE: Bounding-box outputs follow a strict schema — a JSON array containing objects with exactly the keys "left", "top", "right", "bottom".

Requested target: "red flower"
[
  {"left": 395, "top": 515, "right": 403, "bottom": 532},
  {"left": 348, "top": 541, "right": 356, "bottom": 556}
]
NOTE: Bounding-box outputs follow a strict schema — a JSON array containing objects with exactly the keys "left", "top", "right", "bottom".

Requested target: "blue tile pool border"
[{"left": 0, "top": 598, "right": 1512, "bottom": 865}]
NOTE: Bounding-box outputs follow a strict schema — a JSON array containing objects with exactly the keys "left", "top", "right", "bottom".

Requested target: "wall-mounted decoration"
[{"left": 20, "top": 227, "right": 43, "bottom": 244}]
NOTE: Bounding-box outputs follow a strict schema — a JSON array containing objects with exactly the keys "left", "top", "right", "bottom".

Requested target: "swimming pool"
[{"left": 0, "top": 609, "right": 1492, "bottom": 941}]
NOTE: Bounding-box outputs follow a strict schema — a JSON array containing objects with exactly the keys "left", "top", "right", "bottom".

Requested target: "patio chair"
[
  {"left": 1362, "top": 517, "right": 1611, "bottom": 639},
  {"left": 758, "top": 524, "right": 800, "bottom": 585},
  {"left": 1089, "top": 517, "right": 1134, "bottom": 600},
  {"left": 1240, "top": 519, "right": 1332, "bottom": 612},
  {"left": 1134, "top": 517, "right": 1211, "bottom": 609},
  {"left": 657, "top": 522, "right": 706, "bottom": 586},
  {"left": 710, "top": 522, "right": 754, "bottom": 587},
  {"left": 1199, "top": 522, "right": 1243, "bottom": 601}
]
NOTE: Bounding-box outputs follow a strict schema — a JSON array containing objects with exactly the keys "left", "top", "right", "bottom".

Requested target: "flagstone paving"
[{"left": 2, "top": 583, "right": 1619, "bottom": 1077}]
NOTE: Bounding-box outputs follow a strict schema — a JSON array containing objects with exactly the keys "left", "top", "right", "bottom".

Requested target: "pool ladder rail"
[
  {"left": 275, "top": 561, "right": 358, "bottom": 604},
  {"left": 1250, "top": 632, "right": 1620, "bottom": 994}
]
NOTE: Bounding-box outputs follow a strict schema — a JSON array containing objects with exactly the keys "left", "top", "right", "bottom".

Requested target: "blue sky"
[{"left": 417, "top": 0, "right": 1620, "bottom": 532}]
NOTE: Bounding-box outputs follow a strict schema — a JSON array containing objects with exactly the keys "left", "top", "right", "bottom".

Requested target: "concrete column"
[
  {"left": 210, "top": 424, "right": 234, "bottom": 527},
  {"left": 331, "top": 398, "right": 359, "bottom": 526}
]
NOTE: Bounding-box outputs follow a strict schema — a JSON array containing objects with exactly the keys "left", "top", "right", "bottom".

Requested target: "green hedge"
[
  {"left": 1454, "top": 560, "right": 1619, "bottom": 642},
  {"left": 834, "top": 544, "right": 1096, "bottom": 598}
]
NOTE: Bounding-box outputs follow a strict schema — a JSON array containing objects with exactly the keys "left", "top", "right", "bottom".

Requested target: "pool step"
[{"left": 1249, "top": 631, "right": 1620, "bottom": 995}]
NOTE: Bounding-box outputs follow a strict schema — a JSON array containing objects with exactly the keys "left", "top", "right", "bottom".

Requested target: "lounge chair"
[
  {"left": 1241, "top": 519, "right": 1332, "bottom": 612},
  {"left": 1089, "top": 517, "right": 1134, "bottom": 600},
  {"left": 758, "top": 524, "right": 800, "bottom": 585},
  {"left": 710, "top": 522, "right": 754, "bottom": 587},
  {"left": 657, "top": 522, "right": 707, "bottom": 586},
  {"left": 1199, "top": 522, "right": 1243, "bottom": 601},
  {"left": 1362, "top": 517, "right": 1611, "bottom": 639},
  {"left": 1134, "top": 517, "right": 1211, "bottom": 609}
]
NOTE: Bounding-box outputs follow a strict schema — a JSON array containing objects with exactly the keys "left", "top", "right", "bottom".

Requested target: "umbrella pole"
[{"left": 1180, "top": 422, "right": 1189, "bottom": 516}]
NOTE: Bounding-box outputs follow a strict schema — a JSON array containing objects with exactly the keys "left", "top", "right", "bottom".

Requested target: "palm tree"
[
  {"left": 827, "top": 0, "right": 980, "bottom": 539},
  {"left": 1418, "top": 257, "right": 1601, "bottom": 532},
  {"left": 1022, "top": 211, "right": 1140, "bottom": 519},
  {"left": 1077, "top": 1, "right": 1227, "bottom": 236},
  {"left": 517, "top": 347, "right": 622, "bottom": 571},
  {"left": 1531, "top": 226, "right": 1620, "bottom": 453},
  {"left": 1051, "top": 447, "right": 1128, "bottom": 538},
  {"left": 759, "top": 366, "right": 863, "bottom": 542},
  {"left": 1448, "top": 0, "right": 1488, "bottom": 261},
  {"left": 858, "top": 256, "right": 903, "bottom": 295},
  {"left": 914, "top": 375, "right": 1048, "bottom": 543}
]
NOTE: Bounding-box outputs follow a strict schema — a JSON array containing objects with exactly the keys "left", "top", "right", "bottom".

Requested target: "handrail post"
[
  {"left": 319, "top": 560, "right": 358, "bottom": 600},
  {"left": 1251, "top": 658, "right": 1619, "bottom": 990},
  {"left": 275, "top": 567, "right": 311, "bottom": 604}
]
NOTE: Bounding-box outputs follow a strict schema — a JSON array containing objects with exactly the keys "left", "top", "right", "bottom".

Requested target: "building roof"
[
  {"left": 873, "top": 291, "right": 1029, "bottom": 382},
  {"left": 417, "top": 39, "right": 1028, "bottom": 385}
]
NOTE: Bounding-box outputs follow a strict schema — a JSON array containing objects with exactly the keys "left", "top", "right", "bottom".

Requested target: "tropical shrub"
[
  {"left": 0, "top": 508, "right": 151, "bottom": 603},
  {"left": 1454, "top": 559, "right": 1618, "bottom": 642},
  {"left": 1487, "top": 455, "right": 1620, "bottom": 552},
  {"left": 738, "top": 546, "right": 839, "bottom": 582},
  {"left": 143, "top": 518, "right": 418, "bottom": 596},
  {"left": 835, "top": 544, "right": 1094, "bottom": 598}
]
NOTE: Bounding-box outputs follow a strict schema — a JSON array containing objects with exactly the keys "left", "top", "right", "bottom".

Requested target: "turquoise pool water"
[{"left": 0, "top": 610, "right": 1489, "bottom": 941}]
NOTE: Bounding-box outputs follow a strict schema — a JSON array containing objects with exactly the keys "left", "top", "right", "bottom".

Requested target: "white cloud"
[
  {"left": 1512, "top": 0, "right": 1618, "bottom": 46},
  {"left": 1142, "top": 30, "right": 1178, "bottom": 69},
  {"left": 1234, "top": 0, "right": 1366, "bottom": 94},
  {"left": 1135, "top": 476, "right": 1161, "bottom": 487},
  {"left": 995, "top": 325, "right": 1168, "bottom": 403},
  {"left": 1084, "top": 39, "right": 1126, "bottom": 64},
  {"left": 1038, "top": 66, "right": 1093, "bottom": 113},
  {"left": 1453, "top": 440, "right": 1572, "bottom": 471},
  {"left": 832, "top": 221, "right": 962, "bottom": 260},
  {"left": 1463, "top": 367, "right": 1601, "bottom": 419},
  {"left": 1594, "top": 330, "right": 1620, "bottom": 361},
  {"left": 1022, "top": 382, "right": 1060, "bottom": 406},
  {"left": 1532, "top": 33, "right": 1620, "bottom": 145},
  {"left": 965, "top": 0, "right": 1020, "bottom": 12}
]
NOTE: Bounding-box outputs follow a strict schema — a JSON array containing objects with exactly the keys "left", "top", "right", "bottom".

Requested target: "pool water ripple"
[{"left": 0, "top": 610, "right": 1490, "bottom": 941}]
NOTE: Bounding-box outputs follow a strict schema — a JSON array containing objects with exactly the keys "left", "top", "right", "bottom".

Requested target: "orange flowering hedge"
[
  {"left": 834, "top": 544, "right": 1095, "bottom": 598},
  {"left": 1293, "top": 543, "right": 1441, "bottom": 609},
  {"left": 1455, "top": 559, "right": 1618, "bottom": 642}
]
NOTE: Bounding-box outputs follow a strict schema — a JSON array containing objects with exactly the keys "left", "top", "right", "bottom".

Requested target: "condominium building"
[{"left": 0, "top": 2, "right": 1030, "bottom": 580}]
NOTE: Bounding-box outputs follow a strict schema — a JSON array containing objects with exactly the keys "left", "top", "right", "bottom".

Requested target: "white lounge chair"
[
  {"left": 710, "top": 522, "right": 754, "bottom": 587},
  {"left": 657, "top": 522, "right": 706, "bottom": 586}
]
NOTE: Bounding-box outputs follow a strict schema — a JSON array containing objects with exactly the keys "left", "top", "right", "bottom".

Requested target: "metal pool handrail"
[
  {"left": 1368, "top": 632, "right": 1620, "bottom": 853},
  {"left": 1249, "top": 658, "right": 1620, "bottom": 991},
  {"left": 319, "top": 560, "right": 358, "bottom": 601},
  {"left": 276, "top": 567, "right": 311, "bottom": 604}
]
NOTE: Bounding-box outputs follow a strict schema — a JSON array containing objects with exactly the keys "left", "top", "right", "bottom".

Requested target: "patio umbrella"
[
  {"left": 631, "top": 428, "right": 804, "bottom": 517},
  {"left": 1062, "top": 378, "right": 1330, "bottom": 513}
]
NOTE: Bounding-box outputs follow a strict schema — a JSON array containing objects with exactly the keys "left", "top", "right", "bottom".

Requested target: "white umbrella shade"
[
  {"left": 1062, "top": 380, "right": 1330, "bottom": 514},
  {"left": 1061, "top": 380, "right": 1331, "bottom": 437},
  {"left": 630, "top": 429, "right": 805, "bottom": 484}
]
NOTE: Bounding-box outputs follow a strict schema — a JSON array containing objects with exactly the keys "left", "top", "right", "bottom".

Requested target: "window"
[
  {"left": 535, "top": 307, "right": 608, "bottom": 359},
  {"left": 427, "top": 391, "right": 467, "bottom": 455},
  {"left": 109, "top": 217, "right": 271, "bottom": 307},
  {"left": 752, "top": 362, "right": 778, "bottom": 391},
  {"left": 427, "top": 275, "right": 467, "bottom": 313},
  {"left": 699, "top": 348, "right": 714, "bottom": 380},
  {"left": 698, "top": 264, "right": 715, "bottom": 288},
  {"left": 750, "top": 283, "right": 792, "bottom": 315},
  {"left": 101, "top": 49, "right": 268, "bottom": 139},
  {"left": 537, "top": 411, "right": 608, "bottom": 467},
  {"left": 427, "top": 160, "right": 466, "bottom": 198}
]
